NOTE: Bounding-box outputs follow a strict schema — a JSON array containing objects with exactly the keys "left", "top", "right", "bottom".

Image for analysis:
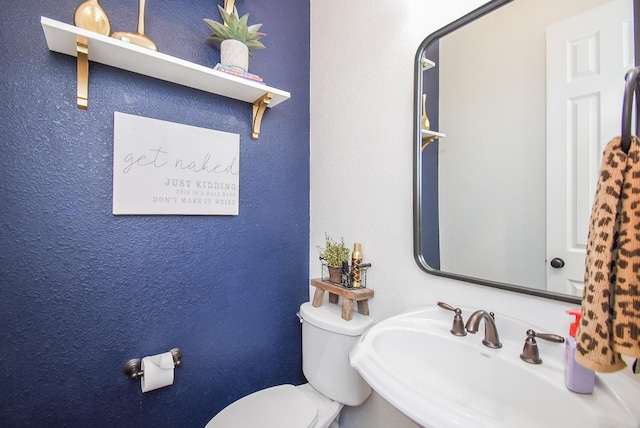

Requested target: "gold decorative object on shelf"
[
  {"left": 223, "top": 0, "right": 236, "bottom": 15},
  {"left": 74, "top": 0, "right": 111, "bottom": 35},
  {"left": 421, "top": 92, "right": 445, "bottom": 150},
  {"left": 73, "top": 0, "right": 110, "bottom": 108},
  {"left": 421, "top": 93, "right": 430, "bottom": 131},
  {"left": 422, "top": 93, "right": 436, "bottom": 149},
  {"left": 112, "top": 0, "right": 157, "bottom": 51}
]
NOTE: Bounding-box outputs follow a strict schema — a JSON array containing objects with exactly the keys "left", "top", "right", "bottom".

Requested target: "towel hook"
[{"left": 621, "top": 66, "right": 640, "bottom": 154}]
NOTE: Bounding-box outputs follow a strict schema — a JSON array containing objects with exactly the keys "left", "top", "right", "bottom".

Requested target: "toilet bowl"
[
  {"left": 205, "top": 302, "right": 374, "bottom": 428},
  {"left": 205, "top": 384, "right": 341, "bottom": 428}
]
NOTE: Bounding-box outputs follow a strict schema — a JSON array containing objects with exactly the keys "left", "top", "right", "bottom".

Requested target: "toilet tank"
[{"left": 299, "top": 302, "right": 374, "bottom": 407}]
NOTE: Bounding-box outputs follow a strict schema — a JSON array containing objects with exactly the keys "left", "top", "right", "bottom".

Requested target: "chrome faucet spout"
[{"left": 465, "top": 310, "right": 502, "bottom": 348}]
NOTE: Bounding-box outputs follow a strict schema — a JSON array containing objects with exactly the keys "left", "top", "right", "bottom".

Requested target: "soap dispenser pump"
[{"left": 565, "top": 309, "right": 595, "bottom": 394}]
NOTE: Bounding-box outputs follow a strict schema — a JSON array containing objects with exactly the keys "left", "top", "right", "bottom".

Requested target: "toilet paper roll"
[{"left": 141, "top": 352, "right": 175, "bottom": 392}]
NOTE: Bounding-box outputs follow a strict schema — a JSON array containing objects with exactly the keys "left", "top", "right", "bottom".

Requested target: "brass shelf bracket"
[
  {"left": 76, "top": 35, "right": 89, "bottom": 109},
  {"left": 252, "top": 92, "right": 273, "bottom": 140},
  {"left": 421, "top": 136, "right": 438, "bottom": 151},
  {"left": 421, "top": 129, "right": 445, "bottom": 151}
]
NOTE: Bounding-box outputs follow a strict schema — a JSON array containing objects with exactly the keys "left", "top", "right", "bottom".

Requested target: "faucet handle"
[
  {"left": 437, "top": 301, "right": 467, "bottom": 336},
  {"left": 535, "top": 332, "right": 564, "bottom": 343},
  {"left": 520, "top": 329, "right": 565, "bottom": 364},
  {"left": 437, "top": 301, "right": 456, "bottom": 312}
]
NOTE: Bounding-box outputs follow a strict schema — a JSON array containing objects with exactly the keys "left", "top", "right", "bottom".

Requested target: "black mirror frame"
[{"left": 412, "top": 0, "right": 585, "bottom": 304}]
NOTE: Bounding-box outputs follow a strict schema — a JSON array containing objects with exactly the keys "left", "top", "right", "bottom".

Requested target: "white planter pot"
[{"left": 221, "top": 39, "right": 249, "bottom": 72}]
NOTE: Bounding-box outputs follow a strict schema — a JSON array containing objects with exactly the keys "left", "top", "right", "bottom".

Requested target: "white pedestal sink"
[{"left": 349, "top": 306, "right": 640, "bottom": 428}]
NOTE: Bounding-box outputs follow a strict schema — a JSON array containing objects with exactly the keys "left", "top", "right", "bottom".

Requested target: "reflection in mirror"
[{"left": 414, "top": 0, "right": 638, "bottom": 303}]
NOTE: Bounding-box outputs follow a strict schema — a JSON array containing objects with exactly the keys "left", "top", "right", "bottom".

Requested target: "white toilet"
[{"left": 205, "top": 301, "right": 375, "bottom": 428}]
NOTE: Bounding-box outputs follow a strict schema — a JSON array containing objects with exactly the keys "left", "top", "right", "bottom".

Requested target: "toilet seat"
[{"left": 205, "top": 384, "right": 319, "bottom": 428}]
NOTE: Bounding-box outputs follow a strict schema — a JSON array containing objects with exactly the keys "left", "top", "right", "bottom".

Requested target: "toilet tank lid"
[{"left": 299, "top": 302, "right": 374, "bottom": 336}]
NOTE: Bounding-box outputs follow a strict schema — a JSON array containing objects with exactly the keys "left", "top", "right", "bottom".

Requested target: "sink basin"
[{"left": 349, "top": 306, "right": 640, "bottom": 428}]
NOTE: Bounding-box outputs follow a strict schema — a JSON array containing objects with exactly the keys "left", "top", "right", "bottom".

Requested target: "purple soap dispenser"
[{"left": 565, "top": 309, "right": 595, "bottom": 394}]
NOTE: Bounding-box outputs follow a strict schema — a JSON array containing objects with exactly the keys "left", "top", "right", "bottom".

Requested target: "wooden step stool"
[{"left": 310, "top": 278, "right": 374, "bottom": 321}]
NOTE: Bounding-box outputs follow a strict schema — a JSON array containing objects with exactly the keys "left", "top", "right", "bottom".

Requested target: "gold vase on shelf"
[
  {"left": 421, "top": 93, "right": 441, "bottom": 150},
  {"left": 421, "top": 93, "right": 430, "bottom": 130},
  {"left": 74, "top": 0, "right": 111, "bottom": 35},
  {"left": 111, "top": 0, "right": 158, "bottom": 51}
]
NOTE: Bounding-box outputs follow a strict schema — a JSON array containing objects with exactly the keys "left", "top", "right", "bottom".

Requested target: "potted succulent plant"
[
  {"left": 203, "top": 5, "right": 265, "bottom": 72},
  {"left": 318, "top": 234, "right": 350, "bottom": 283}
]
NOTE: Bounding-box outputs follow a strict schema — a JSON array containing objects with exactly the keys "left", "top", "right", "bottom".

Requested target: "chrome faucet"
[{"left": 465, "top": 310, "right": 502, "bottom": 348}]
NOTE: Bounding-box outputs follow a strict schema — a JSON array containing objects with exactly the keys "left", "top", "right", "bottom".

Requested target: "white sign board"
[{"left": 113, "top": 112, "right": 239, "bottom": 215}]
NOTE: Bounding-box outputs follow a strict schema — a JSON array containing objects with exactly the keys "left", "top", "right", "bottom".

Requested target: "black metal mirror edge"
[{"left": 412, "top": 0, "right": 584, "bottom": 305}]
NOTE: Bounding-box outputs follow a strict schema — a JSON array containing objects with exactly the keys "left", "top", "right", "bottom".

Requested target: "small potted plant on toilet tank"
[{"left": 318, "top": 234, "right": 350, "bottom": 283}]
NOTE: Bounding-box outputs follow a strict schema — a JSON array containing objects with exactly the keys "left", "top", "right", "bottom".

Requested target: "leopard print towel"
[{"left": 576, "top": 136, "right": 640, "bottom": 373}]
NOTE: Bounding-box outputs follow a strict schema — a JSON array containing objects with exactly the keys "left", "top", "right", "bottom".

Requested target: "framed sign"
[{"left": 113, "top": 112, "right": 240, "bottom": 215}]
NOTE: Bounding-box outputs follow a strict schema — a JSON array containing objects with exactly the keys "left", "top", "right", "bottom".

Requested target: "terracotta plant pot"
[
  {"left": 221, "top": 39, "right": 249, "bottom": 72},
  {"left": 328, "top": 266, "right": 342, "bottom": 284}
]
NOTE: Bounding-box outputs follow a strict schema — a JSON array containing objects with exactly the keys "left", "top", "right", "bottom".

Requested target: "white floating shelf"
[
  {"left": 422, "top": 129, "right": 445, "bottom": 139},
  {"left": 40, "top": 16, "right": 291, "bottom": 139},
  {"left": 422, "top": 57, "right": 436, "bottom": 71}
]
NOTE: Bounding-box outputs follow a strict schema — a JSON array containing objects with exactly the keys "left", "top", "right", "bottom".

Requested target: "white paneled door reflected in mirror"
[{"left": 414, "top": 0, "right": 638, "bottom": 303}]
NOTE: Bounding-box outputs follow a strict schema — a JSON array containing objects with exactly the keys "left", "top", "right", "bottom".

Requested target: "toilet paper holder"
[{"left": 123, "top": 348, "right": 183, "bottom": 380}]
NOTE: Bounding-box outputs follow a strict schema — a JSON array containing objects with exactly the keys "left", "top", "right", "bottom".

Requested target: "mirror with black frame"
[{"left": 413, "top": 0, "right": 639, "bottom": 304}]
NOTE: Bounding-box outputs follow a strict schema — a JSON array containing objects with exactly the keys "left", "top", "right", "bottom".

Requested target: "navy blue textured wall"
[{"left": 0, "top": 0, "right": 309, "bottom": 426}]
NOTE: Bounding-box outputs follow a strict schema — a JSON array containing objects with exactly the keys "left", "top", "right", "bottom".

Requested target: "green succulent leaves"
[{"left": 204, "top": 5, "right": 265, "bottom": 56}]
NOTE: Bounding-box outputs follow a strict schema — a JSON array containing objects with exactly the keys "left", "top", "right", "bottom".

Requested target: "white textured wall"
[{"left": 310, "top": 1, "right": 575, "bottom": 427}]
